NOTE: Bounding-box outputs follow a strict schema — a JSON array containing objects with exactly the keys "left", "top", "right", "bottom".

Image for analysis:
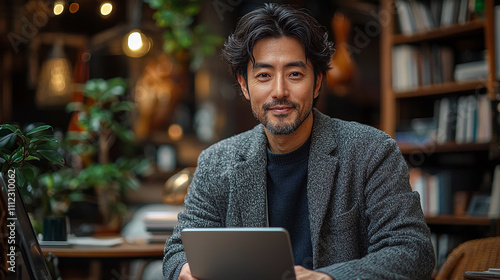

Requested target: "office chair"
[{"left": 435, "top": 236, "right": 500, "bottom": 280}]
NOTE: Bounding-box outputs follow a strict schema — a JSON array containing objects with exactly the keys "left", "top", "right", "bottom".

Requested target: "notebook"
[{"left": 181, "top": 227, "right": 296, "bottom": 280}]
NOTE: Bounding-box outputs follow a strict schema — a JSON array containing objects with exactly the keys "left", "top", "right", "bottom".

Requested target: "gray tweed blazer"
[{"left": 163, "top": 109, "right": 435, "bottom": 280}]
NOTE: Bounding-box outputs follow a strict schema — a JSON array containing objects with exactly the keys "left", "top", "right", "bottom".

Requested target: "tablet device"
[{"left": 181, "top": 227, "right": 296, "bottom": 280}]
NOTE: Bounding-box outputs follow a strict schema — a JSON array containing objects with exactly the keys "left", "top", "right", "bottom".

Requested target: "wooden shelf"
[
  {"left": 41, "top": 242, "right": 165, "bottom": 258},
  {"left": 393, "top": 19, "right": 485, "bottom": 44},
  {"left": 398, "top": 142, "right": 490, "bottom": 155},
  {"left": 394, "top": 81, "right": 488, "bottom": 98},
  {"left": 425, "top": 215, "right": 495, "bottom": 226}
]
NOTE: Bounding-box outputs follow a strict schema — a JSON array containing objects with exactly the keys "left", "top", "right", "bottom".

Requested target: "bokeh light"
[
  {"left": 53, "top": 1, "right": 65, "bottom": 15},
  {"left": 100, "top": 2, "right": 113, "bottom": 16},
  {"left": 69, "top": 3, "right": 80, "bottom": 13}
]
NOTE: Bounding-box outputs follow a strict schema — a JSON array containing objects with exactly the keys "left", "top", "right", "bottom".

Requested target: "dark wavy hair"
[{"left": 221, "top": 3, "right": 334, "bottom": 88}]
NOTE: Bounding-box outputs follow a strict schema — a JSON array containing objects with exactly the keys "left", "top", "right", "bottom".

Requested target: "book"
[
  {"left": 427, "top": 173, "right": 440, "bottom": 216},
  {"left": 431, "top": 45, "right": 443, "bottom": 84},
  {"left": 441, "top": 0, "right": 457, "bottom": 26},
  {"left": 464, "top": 95, "right": 478, "bottom": 143},
  {"left": 446, "top": 97, "right": 458, "bottom": 143},
  {"left": 438, "top": 171, "right": 453, "bottom": 215},
  {"left": 143, "top": 211, "right": 180, "bottom": 232},
  {"left": 457, "top": 0, "right": 470, "bottom": 24},
  {"left": 68, "top": 237, "right": 123, "bottom": 247},
  {"left": 476, "top": 94, "right": 492, "bottom": 143},
  {"left": 437, "top": 97, "right": 450, "bottom": 144},
  {"left": 454, "top": 60, "right": 488, "bottom": 82},
  {"left": 455, "top": 95, "right": 467, "bottom": 144},
  {"left": 489, "top": 165, "right": 500, "bottom": 218},
  {"left": 440, "top": 47, "right": 454, "bottom": 83},
  {"left": 409, "top": 168, "right": 458, "bottom": 216},
  {"left": 396, "top": 0, "right": 416, "bottom": 35},
  {"left": 454, "top": 191, "right": 473, "bottom": 216},
  {"left": 409, "top": 0, "right": 428, "bottom": 32},
  {"left": 420, "top": 44, "right": 433, "bottom": 86},
  {"left": 465, "top": 269, "right": 500, "bottom": 279},
  {"left": 430, "top": 0, "right": 443, "bottom": 27},
  {"left": 410, "top": 168, "right": 426, "bottom": 212},
  {"left": 392, "top": 44, "right": 420, "bottom": 91}
]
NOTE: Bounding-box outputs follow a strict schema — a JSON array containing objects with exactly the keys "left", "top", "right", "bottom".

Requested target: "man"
[{"left": 163, "top": 3, "right": 435, "bottom": 280}]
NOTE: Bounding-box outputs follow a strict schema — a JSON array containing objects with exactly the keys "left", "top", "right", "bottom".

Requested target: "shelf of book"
[
  {"left": 393, "top": 19, "right": 485, "bottom": 44},
  {"left": 398, "top": 142, "right": 490, "bottom": 155},
  {"left": 393, "top": 80, "right": 487, "bottom": 98},
  {"left": 381, "top": 0, "right": 497, "bottom": 137},
  {"left": 425, "top": 215, "right": 496, "bottom": 227}
]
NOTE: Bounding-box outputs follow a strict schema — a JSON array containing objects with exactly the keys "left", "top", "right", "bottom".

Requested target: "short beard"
[{"left": 252, "top": 99, "right": 311, "bottom": 135}]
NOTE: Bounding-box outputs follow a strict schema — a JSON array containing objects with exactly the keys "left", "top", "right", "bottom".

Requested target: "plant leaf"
[
  {"left": 0, "top": 124, "right": 19, "bottom": 133},
  {"left": 26, "top": 125, "right": 52, "bottom": 136},
  {"left": 110, "top": 101, "right": 135, "bottom": 112},
  {"left": 15, "top": 166, "right": 35, "bottom": 187},
  {"left": 37, "top": 150, "right": 64, "bottom": 166},
  {"left": 0, "top": 133, "right": 18, "bottom": 152},
  {"left": 11, "top": 149, "right": 24, "bottom": 163},
  {"left": 29, "top": 135, "right": 58, "bottom": 145},
  {"left": 24, "top": 155, "right": 40, "bottom": 162}
]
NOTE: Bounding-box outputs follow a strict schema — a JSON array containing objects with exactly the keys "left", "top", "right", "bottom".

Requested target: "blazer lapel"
[
  {"left": 307, "top": 110, "right": 339, "bottom": 266},
  {"left": 231, "top": 127, "right": 268, "bottom": 227}
]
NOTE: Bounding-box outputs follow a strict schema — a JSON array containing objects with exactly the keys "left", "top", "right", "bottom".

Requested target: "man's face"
[{"left": 237, "top": 36, "right": 322, "bottom": 135}]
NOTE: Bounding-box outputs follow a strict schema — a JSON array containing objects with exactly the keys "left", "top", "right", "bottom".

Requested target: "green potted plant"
[
  {"left": 65, "top": 77, "right": 149, "bottom": 230},
  {"left": 0, "top": 123, "right": 65, "bottom": 280},
  {"left": 0, "top": 123, "right": 68, "bottom": 231},
  {"left": 0, "top": 124, "right": 64, "bottom": 186}
]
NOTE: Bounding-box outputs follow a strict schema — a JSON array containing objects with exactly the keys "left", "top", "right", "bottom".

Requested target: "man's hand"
[
  {"left": 294, "top": 265, "right": 334, "bottom": 280},
  {"left": 178, "top": 263, "right": 198, "bottom": 280}
]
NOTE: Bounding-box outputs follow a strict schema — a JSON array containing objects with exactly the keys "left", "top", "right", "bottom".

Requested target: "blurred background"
[{"left": 0, "top": 0, "right": 381, "bottom": 203}]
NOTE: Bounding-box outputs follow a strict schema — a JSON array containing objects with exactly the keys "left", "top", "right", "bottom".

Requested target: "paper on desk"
[
  {"left": 465, "top": 268, "right": 500, "bottom": 279},
  {"left": 68, "top": 236, "right": 123, "bottom": 247}
]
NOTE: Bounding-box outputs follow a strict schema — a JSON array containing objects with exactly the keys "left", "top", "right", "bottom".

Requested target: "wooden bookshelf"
[
  {"left": 381, "top": 0, "right": 497, "bottom": 137},
  {"left": 398, "top": 142, "right": 490, "bottom": 155},
  {"left": 379, "top": 0, "right": 499, "bottom": 253},
  {"left": 392, "top": 19, "right": 485, "bottom": 44},
  {"left": 425, "top": 215, "right": 494, "bottom": 226},
  {"left": 394, "top": 80, "right": 487, "bottom": 98}
]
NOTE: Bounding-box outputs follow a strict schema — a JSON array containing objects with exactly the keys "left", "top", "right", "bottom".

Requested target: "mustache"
[{"left": 262, "top": 100, "right": 299, "bottom": 110}]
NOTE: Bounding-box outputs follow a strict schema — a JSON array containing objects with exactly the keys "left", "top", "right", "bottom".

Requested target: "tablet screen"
[{"left": 181, "top": 227, "right": 296, "bottom": 280}]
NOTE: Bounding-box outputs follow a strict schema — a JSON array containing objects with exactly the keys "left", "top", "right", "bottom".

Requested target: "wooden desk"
[
  {"left": 42, "top": 242, "right": 165, "bottom": 258},
  {"left": 41, "top": 242, "right": 166, "bottom": 280}
]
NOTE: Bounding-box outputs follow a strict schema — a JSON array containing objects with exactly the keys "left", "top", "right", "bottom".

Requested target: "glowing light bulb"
[
  {"left": 100, "top": 2, "right": 113, "bottom": 16},
  {"left": 54, "top": 2, "right": 64, "bottom": 15},
  {"left": 123, "top": 29, "right": 151, "bottom": 57},
  {"left": 128, "top": 32, "right": 143, "bottom": 51}
]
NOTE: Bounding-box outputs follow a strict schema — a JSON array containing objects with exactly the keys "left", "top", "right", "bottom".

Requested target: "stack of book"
[
  {"left": 454, "top": 60, "right": 488, "bottom": 82},
  {"left": 409, "top": 167, "right": 488, "bottom": 217},
  {"left": 143, "top": 211, "right": 180, "bottom": 243},
  {"left": 435, "top": 94, "right": 492, "bottom": 145},
  {"left": 392, "top": 44, "right": 454, "bottom": 92},
  {"left": 410, "top": 168, "right": 454, "bottom": 217}
]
